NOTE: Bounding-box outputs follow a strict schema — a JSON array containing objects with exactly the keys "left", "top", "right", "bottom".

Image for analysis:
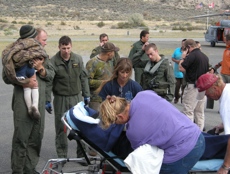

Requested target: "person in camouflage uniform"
[
  {"left": 128, "top": 30, "right": 150, "bottom": 84},
  {"left": 90, "top": 33, "right": 120, "bottom": 67},
  {"left": 2, "top": 25, "right": 54, "bottom": 174},
  {"left": 86, "top": 42, "right": 119, "bottom": 111},
  {"left": 47, "top": 36, "right": 90, "bottom": 158},
  {"left": 133, "top": 43, "right": 175, "bottom": 102}
]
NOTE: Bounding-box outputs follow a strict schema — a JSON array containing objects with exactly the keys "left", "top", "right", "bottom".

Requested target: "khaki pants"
[{"left": 182, "top": 84, "right": 206, "bottom": 131}]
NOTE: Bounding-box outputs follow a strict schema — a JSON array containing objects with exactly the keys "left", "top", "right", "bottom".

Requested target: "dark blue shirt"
[{"left": 99, "top": 79, "right": 143, "bottom": 101}]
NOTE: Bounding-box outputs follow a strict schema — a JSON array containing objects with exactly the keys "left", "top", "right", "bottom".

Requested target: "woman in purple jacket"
[{"left": 99, "top": 90, "right": 205, "bottom": 174}]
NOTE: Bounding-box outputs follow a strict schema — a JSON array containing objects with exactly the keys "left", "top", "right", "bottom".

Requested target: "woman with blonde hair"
[
  {"left": 99, "top": 90, "right": 205, "bottom": 174},
  {"left": 98, "top": 58, "right": 142, "bottom": 101}
]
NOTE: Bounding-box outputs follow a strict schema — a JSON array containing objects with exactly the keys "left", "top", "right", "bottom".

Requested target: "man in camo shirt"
[
  {"left": 90, "top": 33, "right": 120, "bottom": 67},
  {"left": 86, "top": 42, "right": 119, "bottom": 111}
]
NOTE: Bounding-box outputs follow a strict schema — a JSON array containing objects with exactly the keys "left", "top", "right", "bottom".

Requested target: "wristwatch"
[{"left": 221, "top": 164, "right": 230, "bottom": 171}]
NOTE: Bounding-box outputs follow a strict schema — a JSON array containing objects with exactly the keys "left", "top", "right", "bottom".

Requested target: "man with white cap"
[{"left": 196, "top": 73, "right": 230, "bottom": 174}]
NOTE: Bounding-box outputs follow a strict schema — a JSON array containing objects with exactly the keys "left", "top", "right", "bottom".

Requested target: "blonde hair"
[
  {"left": 99, "top": 96, "right": 128, "bottom": 129},
  {"left": 214, "top": 74, "right": 225, "bottom": 87}
]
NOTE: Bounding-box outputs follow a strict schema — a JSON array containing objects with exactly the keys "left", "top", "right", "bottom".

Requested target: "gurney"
[
  {"left": 41, "top": 102, "right": 131, "bottom": 174},
  {"left": 41, "top": 102, "right": 225, "bottom": 174}
]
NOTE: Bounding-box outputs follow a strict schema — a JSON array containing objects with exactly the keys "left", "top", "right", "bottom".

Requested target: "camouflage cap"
[{"left": 101, "top": 42, "right": 119, "bottom": 53}]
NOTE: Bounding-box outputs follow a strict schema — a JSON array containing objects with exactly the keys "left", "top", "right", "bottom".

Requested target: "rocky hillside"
[{"left": 0, "top": 0, "right": 229, "bottom": 22}]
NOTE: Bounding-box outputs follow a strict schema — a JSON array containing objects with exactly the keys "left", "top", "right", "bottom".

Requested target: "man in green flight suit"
[
  {"left": 2, "top": 25, "right": 55, "bottom": 174},
  {"left": 90, "top": 33, "right": 120, "bottom": 67},
  {"left": 133, "top": 43, "right": 175, "bottom": 102},
  {"left": 128, "top": 30, "right": 150, "bottom": 84},
  {"left": 47, "top": 36, "right": 90, "bottom": 158}
]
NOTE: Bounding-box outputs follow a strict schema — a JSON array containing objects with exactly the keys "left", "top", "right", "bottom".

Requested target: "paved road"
[{"left": 0, "top": 39, "right": 225, "bottom": 173}]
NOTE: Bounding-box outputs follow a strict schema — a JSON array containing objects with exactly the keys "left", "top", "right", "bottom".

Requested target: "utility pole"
[{"left": 206, "top": 8, "right": 209, "bottom": 29}]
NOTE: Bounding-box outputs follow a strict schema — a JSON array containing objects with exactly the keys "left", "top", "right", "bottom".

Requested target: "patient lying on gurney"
[{"left": 65, "top": 101, "right": 229, "bottom": 173}]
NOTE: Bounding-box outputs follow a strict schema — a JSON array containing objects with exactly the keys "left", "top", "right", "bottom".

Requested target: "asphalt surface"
[{"left": 0, "top": 38, "right": 226, "bottom": 173}]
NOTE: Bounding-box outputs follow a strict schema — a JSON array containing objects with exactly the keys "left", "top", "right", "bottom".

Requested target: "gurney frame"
[{"left": 41, "top": 115, "right": 131, "bottom": 174}]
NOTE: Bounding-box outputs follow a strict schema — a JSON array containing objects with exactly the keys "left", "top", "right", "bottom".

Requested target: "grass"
[{"left": 0, "top": 30, "right": 204, "bottom": 60}]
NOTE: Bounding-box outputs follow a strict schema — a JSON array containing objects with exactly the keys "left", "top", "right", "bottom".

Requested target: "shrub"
[
  {"left": 12, "top": 21, "right": 17, "bottom": 24},
  {"left": 4, "top": 29, "right": 13, "bottom": 36},
  {"left": 97, "top": 21, "right": 105, "bottom": 28},
  {"left": 60, "top": 21, "right": 66, "bottom": 25},
  {"left": 117, "top": 22, "right": 132, "bottom": 29},
  {"left": 18, "top": 21, "right": 26, "bottom": 24},
  {"left": 73, "top": 25, "right": 80, "bottom": 30},
  {"left": 128, "top": 13, "right": 145, "bottom": 27},
  {"left": 28, "top": 21, "right": 34, "bottom": 25},
  {"left": 46, "top": 22, "right": 53, "bottom": 26},
  {"left": 0, "top": 18, "right": 7, "bottom": 23}
]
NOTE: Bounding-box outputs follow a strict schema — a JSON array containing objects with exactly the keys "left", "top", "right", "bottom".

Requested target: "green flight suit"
[
  {"left": 133, "top": 50, "right": 175, "bottom": 102},
  {"left": 128, "top": 40, "right": 149, "bottom": 84},
  {"left": 2, "top": 59, "right": 54, "bottom": 174},
  {"left": 90, "top": 45, "right": 120, "bottom": 67},
  {"left": 49, "top": 52, "right": 90, "bottom": 158}
]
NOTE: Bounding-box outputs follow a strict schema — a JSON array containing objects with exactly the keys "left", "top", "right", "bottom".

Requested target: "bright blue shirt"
[
  {"left": 172, "top": 47, "right": 183, "bottom": 78},
  {"left": 99, "top": 79, "right": 143, "bottom": 101}
]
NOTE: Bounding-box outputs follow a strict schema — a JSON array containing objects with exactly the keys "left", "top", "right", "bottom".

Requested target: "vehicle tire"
[{"left": 211, "top": 41, "right": 216, "bottom": 47}]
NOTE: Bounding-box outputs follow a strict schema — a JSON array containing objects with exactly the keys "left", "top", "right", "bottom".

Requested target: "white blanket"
[{"left": 124, "top": 144, "right": 164, "bottom": 174}]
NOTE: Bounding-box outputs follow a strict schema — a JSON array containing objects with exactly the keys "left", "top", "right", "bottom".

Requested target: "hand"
[
  {"left": 33, "top": 58, "right": 44, "bottom": 70},
  {"left": 84, "top": 97, "right": 90, "bottom": 106},
  {"left": 214, "top": 63, "right": 221, "bottom": 70},
  {"left": 45, "top": 101, "right": 52, "bottom": 114},
  {"left": 106, "top": 95, "right": 117, "bottom": 104},
  {"left": 142, "top": 42, "right": 149, "bottom": 50},
  {"left": 99, "top": 42, "right": 105, "bottom": 46},
  {"left": 217, "top": 167, "right": 229, "bottom": 174}
]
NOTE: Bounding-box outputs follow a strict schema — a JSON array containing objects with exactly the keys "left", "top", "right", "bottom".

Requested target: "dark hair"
[
  {"left": 140, "top": 30, "right": 149, "bottom": 39},
  {"left": 59, "top": 36, "right": 72, "bottom": 46},
  {"left": 111, "top": 58, "right": 132, "bottom": 80},
  {"left": 96, "top": 58, "right": 132, "bottom": 93},
  {"left": 182, "top": 39, "right": 187, "bottom": 42},
  {"left": 99, "top": 33, "right": 109, "bottom": 40}
]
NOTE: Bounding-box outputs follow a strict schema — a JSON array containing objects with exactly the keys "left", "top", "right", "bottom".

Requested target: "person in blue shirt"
[
  {"left": 98, "top": 58, "right": 143, "bottom": 101},
  {"left": 171, "top": 39, "right": 186, "bottom": 103}
]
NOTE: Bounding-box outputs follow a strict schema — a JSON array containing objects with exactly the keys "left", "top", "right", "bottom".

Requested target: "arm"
[
  {"left": 128, "top": 44, "right": 136, "bottom": 60},
  {"left": 79, "top": 57, "right": 90, "bottom": 98},
  {"left": 86, "top": 59, "right": 106, "bottom": 89},
  {"left": 179, "top": 59, "right": 185, "bottom": 72},
  {"left": 42, "top": 59, "right": 55, "bottom": 102},
  {"left": 132, "top": 50, "right": 148, "bottom": 68},
  {"left": 2, "top": 69, "right": 13, "bottom": 85},
  {"left": 214, "top": 61, "right": 222, "bottom": 70},
  {"left": 218, "top": 138, "right": 230, "bottom": 174},
  {"left": 112, "top": 51, "right": 120, "bottom": 66},
  {"left": 165, "top": 60, "right": 176, "bottom": 102},
  {"left": 90, "top": 46, "right": 100, "bottom": 59},
  {"left": 171, "top": 57, "right": 181, "bottom": 64},
  {"left": 178, "top": 49, "right": 188, "bottom": 72}
]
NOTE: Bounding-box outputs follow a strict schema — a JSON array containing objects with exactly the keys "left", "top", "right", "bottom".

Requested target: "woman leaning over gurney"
[{"left": 99, "top": 90, "right": 205, "bottom": 174}]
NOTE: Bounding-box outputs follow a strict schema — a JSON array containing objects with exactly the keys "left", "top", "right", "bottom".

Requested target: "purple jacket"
[{"left": 127, "top": 90, "right": 201, "bottom": 163}]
